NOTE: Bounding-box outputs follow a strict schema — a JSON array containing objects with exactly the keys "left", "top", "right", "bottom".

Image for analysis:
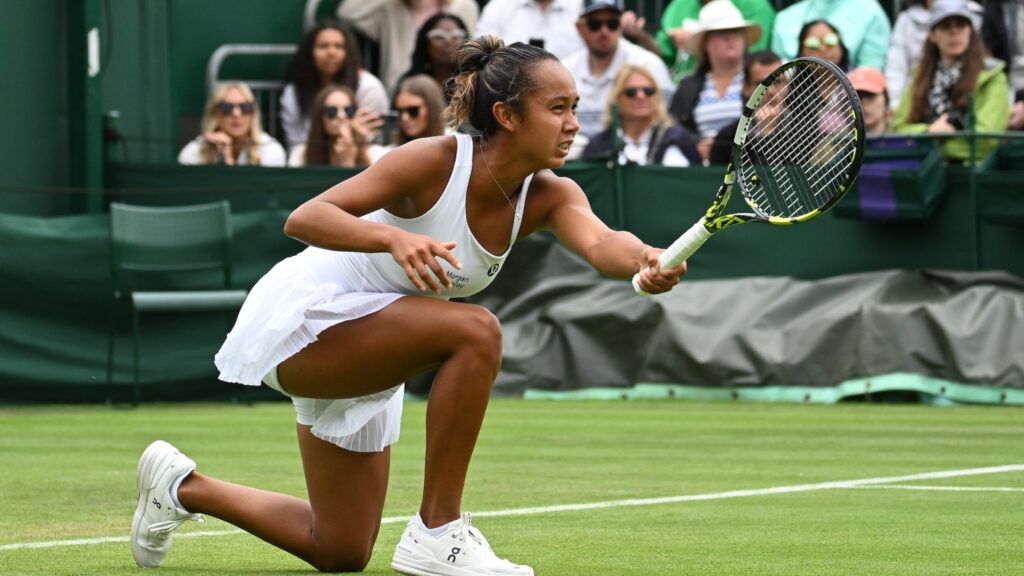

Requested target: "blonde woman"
[
  {"left": 178, "top": 82, "right": 286, "bottom": 166},
  {"left": 583, "top": 64, "right": 701, "bottom": 166}
]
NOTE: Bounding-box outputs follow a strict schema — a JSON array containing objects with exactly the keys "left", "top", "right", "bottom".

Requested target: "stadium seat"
[{"left": 106, "top": 201, "right": 248, "bottom": 404}]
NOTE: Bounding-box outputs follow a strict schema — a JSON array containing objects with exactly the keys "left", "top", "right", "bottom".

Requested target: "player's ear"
[{"left": 492, "top": 101, "right": 520, "bottom": 132}]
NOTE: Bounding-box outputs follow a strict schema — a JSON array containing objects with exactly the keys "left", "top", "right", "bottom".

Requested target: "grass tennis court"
[{"left": 1, "top": 399, "right": 1022, "bottom": 575}]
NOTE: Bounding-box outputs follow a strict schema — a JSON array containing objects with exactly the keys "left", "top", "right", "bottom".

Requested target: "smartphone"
[{"left": 377, "top": 111, "right": 401, "bottom": 144}]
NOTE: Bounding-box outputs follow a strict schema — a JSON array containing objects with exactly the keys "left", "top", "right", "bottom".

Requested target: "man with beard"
[{"left": 563, "top": 0, "right": 675, "bottom": 139}]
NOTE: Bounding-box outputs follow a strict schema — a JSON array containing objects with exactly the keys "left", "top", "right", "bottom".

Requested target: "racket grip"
[{"left": 632, "top": 220, "right": 712, "bottom": 295}]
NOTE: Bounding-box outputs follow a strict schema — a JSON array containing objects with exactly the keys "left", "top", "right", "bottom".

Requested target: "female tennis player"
[{"left": 131, "top": 36, "right": 685, "bottom": 575}]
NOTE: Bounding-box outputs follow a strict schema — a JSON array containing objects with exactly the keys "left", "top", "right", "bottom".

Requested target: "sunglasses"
[
  {"left": 802, "top": 33, "right": 840, "bottom": 51},
  {"left": 427, "top": 29, "right": 468, "bottom": 44},
  {"left": 622, "top": 86, "right": 656, "bottom": 98},
  {"left": 585, "top": 17, "right": 621, "bottom": 32},
  {"left": 323, "top": 104, "right": 357, "bottom": 119},
  {"left": 395, "top": 105, "right": 423, "bottom": 119},
  {"left": 216, "top": 101, "right": 254, "bottom": 115}
]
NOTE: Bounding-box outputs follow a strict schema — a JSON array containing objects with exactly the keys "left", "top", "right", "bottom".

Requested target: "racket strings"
[
  {"left": 740, "top": 64, "right": 858, "bottom": 219},
  {"left": 749, "top": 71, "right": 851, "bottom": 213}
]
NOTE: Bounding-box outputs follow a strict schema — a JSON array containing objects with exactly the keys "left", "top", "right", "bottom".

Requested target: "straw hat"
[{"left": 687, "top": 0, "right": 762, "bottom": 62}]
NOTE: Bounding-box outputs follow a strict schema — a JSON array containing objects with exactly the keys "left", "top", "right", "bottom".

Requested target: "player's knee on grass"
[{"left": 308, "top": 542, "right": 373, "bottom": 573}]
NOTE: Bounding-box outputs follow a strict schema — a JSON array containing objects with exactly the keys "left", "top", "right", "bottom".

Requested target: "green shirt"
[{"left": 892, "top": 60, "right": 1010, "bottom": 162}]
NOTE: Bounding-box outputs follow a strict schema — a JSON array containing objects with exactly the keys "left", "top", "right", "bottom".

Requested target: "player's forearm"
[
  {"left": 284, "top": 200, "right": 395, "bottom": 253},
  {"left": 584, "top": 230, "right": 649, "bottom": 279}
]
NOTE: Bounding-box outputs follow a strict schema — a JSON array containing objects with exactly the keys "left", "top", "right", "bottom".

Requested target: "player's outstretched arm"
[{"left": 536, "top": 172, "right": 685, "bottom": 294}]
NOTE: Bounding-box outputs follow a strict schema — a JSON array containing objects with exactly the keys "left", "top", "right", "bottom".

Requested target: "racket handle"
[{"left": 632, "top": 219, "right": 712, "bottom": 295}]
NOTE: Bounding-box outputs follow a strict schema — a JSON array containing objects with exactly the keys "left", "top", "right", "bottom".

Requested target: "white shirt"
[
  {"left": 562, "top": 39, "right": 676, "bottom": 138},
  {"left": 338, "top": 0, "right": 480, "bottom": 92},
  {"left": 617, "top": 126, "right": 690, "bottom": 167},
  {"left": 475, "top": 0, "right": 584, "bottom": 59},
  {"left": 279, "top": 70, "right": 390, "bottom": 151},
  {"left": 177, "top": 132, "right": 286, "bottom": 166}
]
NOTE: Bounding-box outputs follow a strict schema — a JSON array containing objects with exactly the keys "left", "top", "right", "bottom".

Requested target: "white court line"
[
  {"left": 3, "top": 464, "right": 1021, "bottom": 552},
  {"left": 854, "top": 485, "right": 1024, "bottom": 493}
]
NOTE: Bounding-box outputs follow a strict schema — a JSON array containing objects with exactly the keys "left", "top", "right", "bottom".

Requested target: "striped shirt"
[{"left": 694, "top": 72, "right": 744, "bottom": 138}]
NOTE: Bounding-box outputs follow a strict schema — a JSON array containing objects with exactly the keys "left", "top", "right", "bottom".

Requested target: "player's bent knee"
[{"left": 458, "top": 305, "right": 502, "bottom": 366}]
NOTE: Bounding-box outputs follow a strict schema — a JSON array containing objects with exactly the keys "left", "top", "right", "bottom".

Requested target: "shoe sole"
[
  {"left": 130, "top": 440, "right": 176, "bottom": 568},
  {"left": 392, "top": 553, "right": 534, "bottom": 576}
]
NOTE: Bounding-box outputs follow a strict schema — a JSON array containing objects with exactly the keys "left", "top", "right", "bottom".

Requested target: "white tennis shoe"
[
  {"left": 392, "top": 512, "right": 533, "bottom": 576},
  {"left": 131, "top": 440, "right": 204, "bottom": 568}
]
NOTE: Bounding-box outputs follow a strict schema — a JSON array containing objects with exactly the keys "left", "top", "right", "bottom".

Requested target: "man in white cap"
[{"left": 563, "top": 0, "right": 676, "bottom": 139}]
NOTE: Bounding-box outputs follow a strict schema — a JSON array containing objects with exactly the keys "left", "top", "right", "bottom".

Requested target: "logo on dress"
[{"left": 486, "top": 264, "right": 500, "bottom": 277}]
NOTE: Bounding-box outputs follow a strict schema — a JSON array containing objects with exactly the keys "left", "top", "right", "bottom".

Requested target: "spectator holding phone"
[
  {"left": 280, "top": 20, "right": 389, "bottom": 152},
  {"left": 288, "top": 85, "right": 383, "bottom": 167},
  {"left": 892, "top": 0, "right": 1010, "bottom": 161},
  {"left": 368, "top": 74, "right": 448, "bottom": 162},
  {"left": 178, "top": 82, "right": 286, "bottom": 166},
  {"left": 475, "top": 0, "right": 584, "bottom": 59}
]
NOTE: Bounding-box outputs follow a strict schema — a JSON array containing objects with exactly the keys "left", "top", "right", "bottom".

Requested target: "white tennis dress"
[{"left": 215, "top": 134, "right": 531, "bottom": 452}]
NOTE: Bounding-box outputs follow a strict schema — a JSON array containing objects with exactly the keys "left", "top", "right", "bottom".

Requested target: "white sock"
[
  {"left": 168, "top": 470, "right": 192, "bottom": 511},
  {"left": 415, "top": 513, "right": 450, "bottom": 537}
]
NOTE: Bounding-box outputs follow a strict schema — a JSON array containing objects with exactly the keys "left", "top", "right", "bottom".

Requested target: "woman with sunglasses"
[
  {"left": 893, "top": 0, "right": 1009, "bottom": 161},
  {"left": 368, "top": 74, "right": 448, "bottom": 163},
  {"left": 178, "top": 82, "right": 286, "bottom": 166},
  {"left": 398, "top": 13, "right": 471, "bottom": 97},
  {"left": 796, "top": 20, "right": 850, "bottom": 71},
  {"left": 289, "top": 85, "right": 382, "bottom": 167},
  {"left": 583, "top": 64, "right": 701, "bottom": 166},
  {"left": 338, "top": 0, "right": 479, "bottom": 92},
  {"left": 132, "top": 36, "right": 686, "bottom": 576},
  {"left": 280, "top": 20, "right": 389, "bottom": 152}
]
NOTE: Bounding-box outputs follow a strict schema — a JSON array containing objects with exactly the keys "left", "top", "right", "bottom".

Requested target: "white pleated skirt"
[{"left": 215, "top": 249, "right": 408, "bottom": 452}]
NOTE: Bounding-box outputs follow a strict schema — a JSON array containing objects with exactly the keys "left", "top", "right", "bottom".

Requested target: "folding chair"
[{"left": 106, "top": 201, "right": 248, "bottom": 404}]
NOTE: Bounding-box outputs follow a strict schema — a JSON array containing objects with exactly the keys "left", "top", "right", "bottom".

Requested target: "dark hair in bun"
[{"left": 443, "top": 35, "right": 558, "bottom": 136}]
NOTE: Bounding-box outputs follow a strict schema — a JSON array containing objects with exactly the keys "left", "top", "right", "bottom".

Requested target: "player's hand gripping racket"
[{"left": 633, "top": 57, "right": 865, "bottom": 294}]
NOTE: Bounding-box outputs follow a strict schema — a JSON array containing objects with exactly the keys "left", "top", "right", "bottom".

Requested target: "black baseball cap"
[{"left": 582, "top": 0, "right": 624, "bottom": 16}]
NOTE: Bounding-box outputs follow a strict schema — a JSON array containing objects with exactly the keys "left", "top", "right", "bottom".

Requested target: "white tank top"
[{"left": 309, "top": 133, "right": 532, "bottom": 299}]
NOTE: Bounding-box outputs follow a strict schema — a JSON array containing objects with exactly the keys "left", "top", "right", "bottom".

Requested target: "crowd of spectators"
[{"left": 180, "top": 0, "right": 1024, "bottom": 169}]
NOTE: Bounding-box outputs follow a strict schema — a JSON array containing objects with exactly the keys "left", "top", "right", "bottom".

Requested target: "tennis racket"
[{"left": 633, "top": 57, "right": 865, "bottom": 295}]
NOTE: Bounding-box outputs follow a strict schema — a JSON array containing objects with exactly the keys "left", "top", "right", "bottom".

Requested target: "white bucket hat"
[{"left": 687, "top": 0, "right": 762, "bottom": 62}]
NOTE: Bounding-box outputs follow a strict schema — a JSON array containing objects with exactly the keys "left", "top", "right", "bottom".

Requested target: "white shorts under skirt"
[{"left": 215, "top": 252, "right": 409, "bottom": 453}]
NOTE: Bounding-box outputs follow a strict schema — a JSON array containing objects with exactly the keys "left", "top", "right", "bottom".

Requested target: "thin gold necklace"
[{"left": 479, "top": 138, "right": 522, "bottom": 221}]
